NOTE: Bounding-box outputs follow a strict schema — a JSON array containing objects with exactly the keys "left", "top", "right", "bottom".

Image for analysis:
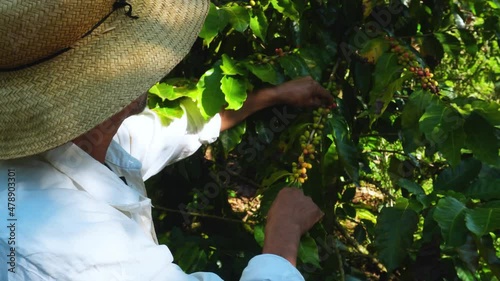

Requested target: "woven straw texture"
[{"left": 0, "top": 0, "right": 210, "bottom": 159}]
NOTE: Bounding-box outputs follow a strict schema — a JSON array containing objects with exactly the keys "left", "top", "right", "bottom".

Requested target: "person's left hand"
[{"left": 272, "top": 76, "right": 334, "bottom": 108}]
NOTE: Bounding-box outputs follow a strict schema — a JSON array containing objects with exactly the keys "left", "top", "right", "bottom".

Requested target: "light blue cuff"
[{"left": 240, "top": 254, "right": 305, "bottom": 281}]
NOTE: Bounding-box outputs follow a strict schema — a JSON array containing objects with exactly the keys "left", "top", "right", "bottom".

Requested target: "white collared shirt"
[{"left": 0, "top": 106, "right": 303, "bottom": 281}]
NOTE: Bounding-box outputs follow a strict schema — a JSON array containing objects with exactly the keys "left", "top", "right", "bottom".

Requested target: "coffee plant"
[{"left": 145, "top": 0, "right": 500, "bottom": 280}]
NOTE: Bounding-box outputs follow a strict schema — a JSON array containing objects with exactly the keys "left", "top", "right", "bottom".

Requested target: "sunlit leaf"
[
  {"left": 250, "top": 9, "right": 268, "bottom": 42},
  {"left": 222, "top": 5, "right": 250, "bottom": 33},
  {"left": 221, "top": 75, "right": 247, "bottom": 110},
  {"left": 298, "top": 234, "right": 322, "bottom": 268}
]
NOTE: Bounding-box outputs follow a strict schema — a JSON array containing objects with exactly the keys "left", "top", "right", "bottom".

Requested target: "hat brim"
[{"left": 0, "top": 0, "right": 209, "bottom": 159}]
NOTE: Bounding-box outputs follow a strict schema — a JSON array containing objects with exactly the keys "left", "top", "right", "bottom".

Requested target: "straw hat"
[{"left": 0, "top": 0, "right": 209, "bottom": 159}]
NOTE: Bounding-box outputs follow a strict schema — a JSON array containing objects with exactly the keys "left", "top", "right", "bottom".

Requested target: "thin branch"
[
  {"left": 363, "top": 149, "right": 407, "bottom": 156},
  {"left": 332, "top": 217, "right": 387, "bottom": 273},
  {"left": 153, "top": 204, "right": 250, "bottom": 224}
]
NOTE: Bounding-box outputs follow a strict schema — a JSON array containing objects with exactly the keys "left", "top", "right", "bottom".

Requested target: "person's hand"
[
  {"left": 272, "top": 76, "right": 334, "bottom": 108},
  {"left": 262, "top": 187, "right": 324, "bottom": 266}
]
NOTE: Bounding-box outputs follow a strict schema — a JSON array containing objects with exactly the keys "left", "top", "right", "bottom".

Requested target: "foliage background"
[{"left": 145, "top": 0, "right": 500, "bottom": 280}]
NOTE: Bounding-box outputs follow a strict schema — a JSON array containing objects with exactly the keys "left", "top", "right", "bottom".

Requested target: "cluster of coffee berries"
[
  {"left": 290, "top": 106, "right": 334, "bottom": 185},
  {"left": 409, "top": 66, "right": 439, "bottom": 94},
  {"left": 387, "top": 37, "right": 440, "bottom": 94}
]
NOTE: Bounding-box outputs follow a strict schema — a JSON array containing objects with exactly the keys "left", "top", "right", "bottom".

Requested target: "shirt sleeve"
[
  {"left": 113, "top": 100, "right": 221, "bottom": 181},
  {"left": 239, "top": 254, "right": 305, "bottom": 281}
]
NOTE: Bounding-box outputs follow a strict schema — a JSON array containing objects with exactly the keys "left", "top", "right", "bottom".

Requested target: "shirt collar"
[{"left": 42, "top": 142, "right": 144, "bottom": 208}]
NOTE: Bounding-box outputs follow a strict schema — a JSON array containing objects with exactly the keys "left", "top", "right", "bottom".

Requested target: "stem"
[
  {"left": 334, "top": 238, "right": 345, "bottom": 280},
  {"left": 332, "top": 217, "right": 387, "bottom": 273},
  {"left": 153, "top": 204, "right": 250, "bottom": 224},
  {"left": 363, "top": 149, "right": 407, "bottom": 156}
]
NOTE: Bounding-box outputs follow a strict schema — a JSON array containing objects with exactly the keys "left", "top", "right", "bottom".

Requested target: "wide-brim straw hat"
[{"left": 0, "top": 0, "right": 209, "bottom": 159}]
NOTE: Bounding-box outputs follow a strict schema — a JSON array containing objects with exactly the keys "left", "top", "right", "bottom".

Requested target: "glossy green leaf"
[
  {"left": 219, "top": 121, "right": 246, "bottom": 157},
  {"left": 298, "top": 234, "right": 321, "bottom": 268},
  {"left": 253, "top": 224, "right": 265, "bottom": 247},
  {"left": 374, "top": 207, "right": 418, "bottom": 272},
  {"left": 330, "top": 117, "right": 360, "bottom": 184},
  {"left": 465, "top": 176, "right": 500, "bottom": 200},
  {"left": 371, "top": 52, "right": 403, "bottom": 92},
  {"left": 278, "top": 54, "right": 310, "bottom": 79},
  {"left": 439, "top": 127, "right": 466, "bottom": 167},
  {"left": 221, "top": 75, "right": 247, "bottom": 110},
  {"left": 398, "top": 178, "right": 425, "bottom": 195},
  {"left": 149, "top": 83, "right": 175, "bottom": 101},
  {"left": 465, "top": 207, "right": 500, "bottom": 236},
  {"left": 421, "top": 35, "right": 445, "bottom": 63},
  {"left": 434, "top": 158, "right": 482, "bottom": 191},
  {"left": 433, "top": 196, "right": 468, "bottom": 247},
  {"left": 243, "top": 62, "right": 284, "bottom": 85},
  {"left": 271, "top": 0, "right": 300, "bottom": 20},
  {"left": 222, "top": 5, "right": 250, "bottom": 33},
  {"left": 464, "top": 112, "right": 500, "bottom": 166},
  {"left": 435, "top": 32, "right": 462, "bottom": 57},
  {"left": 152, "top": 104, "right": 184, "bottom": 126},
  {"left": 250, "top": 9, "right": 268, "bottom": 42},
  {"left": 419, "top": 102, "right": 464, "bottom": 145},
  {"left": 459, "top": 29, "right": 478, "bottom": 55},
  {"left": 197, "top": 66, "right": 226, "bottom": 118},
  {"left": 199, "top": 3, "right": 229, "bottom": 45},
  {"left": 220, "top": 54, "right": 245, "bottom": 76}
]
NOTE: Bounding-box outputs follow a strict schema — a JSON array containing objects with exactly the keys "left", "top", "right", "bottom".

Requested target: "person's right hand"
[{"left": 262, "top": 187, "right": 323, "bottom": 266}]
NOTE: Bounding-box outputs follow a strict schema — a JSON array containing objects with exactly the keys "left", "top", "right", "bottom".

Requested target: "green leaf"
[
  {"left": 222, "top": 5, "right": 250, "bottom": 33},
  {"left": 433, "top": 196, "right": 468, "bottom": 247},
  {"left": 471, "top": 100, "right": 500, "bottom": 126},
  {"left": 220, "top": 54, "right": 245, "bottom": 76},
  {"left": 160, "top": 78, "right": 200, "bottom": 101},
  {"left": 398, "top": 178, "right": 425, "bottom": 195},
  {"left": 149, "top": 83, "right": 175, "bottom": 101},
  {"left": 419, "top": 102, "right": 464, "bottom": 145},
  {"left": 434, "top": 32, "right": 462, "bottom": 57},
  {"left": 464, "top": 112, "right": 500, "bottom": 167},
  {"left": 253, "top": 224, "right": 265, "bottom": 247},
  {"left": 243, "top": 62, "right": 284, "bottom": 85},
  {"left": 465, "top": 207, "right": 500, "bottom": 236},
  {"left": 434, "top": 158, "right": 482, "bottom": 191},
  {"left": 421, "top": 35, "right": 445, "bottom": 63},
  {"left": 369, "top": 72, "right": 412, "bottom": 122},
  {"left": 371, "top": 52, "right": 403, "bottom": 92},
  {"left": 330, "top": 117, "right": 359, "bottom": 184},
  {"left": 152, "top": 103, "right": 184, "bottom": 126},
  {"left": 464, "top": 176, "right": 500, "bottom": 200},
  {"left": 459, "top": 29, "right": 478, "bottom": 55},
  {"left": 250, "top": 9, "right": 268, "bottom": 42},
  {"left": 271, "top": 0, "right": 300, "bottom": 20},
  {"left": 278, "top": 54, "right": 310, "bottom": 79},
  {"left": 358, "top": 38, "right": 389, "bottom": 64},
  {"left": 219, "top": 121, "right": 246, "bottom": 157},
  {"left": 221, "top": 75, "right": 247, "bottom": 110},
  {"left": 262, "top": 170, "right": 292, "bottom": 188},
  {"left": 199, "top": 3, "right": 229, "bottom": 46},
  {"left": 439, "top": 127, "right": 466, "bottom": 167},
  {"left": 197, "top": 66, "right": 226, "bottom": 118},
  {"left": 298, "top": 47, "right": 331, "bottom": 82},
  {"left": 298, "top": 234, "right": 321, "bottom": 268},
  {"left": 368, "top": 52, "right": 409, "bottom": 123},
  {"left": 374, "top": 207, "right": 418, "bottom": 272}
]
